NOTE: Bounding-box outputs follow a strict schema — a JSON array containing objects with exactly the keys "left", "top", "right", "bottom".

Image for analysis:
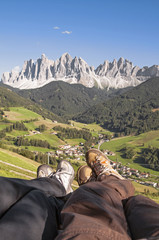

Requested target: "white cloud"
[
  {"left": 53, "top": 26, "right": 60, "bottom": 29},
  {"left": 12, "top": 66, "right": 20, "bottom": 72},
  {"left": 62, "top": 31, "right": 72, "bottom": 34}
]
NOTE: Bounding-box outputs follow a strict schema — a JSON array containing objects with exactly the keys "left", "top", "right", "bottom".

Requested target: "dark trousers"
[
  {"left": 0, "top": 176, "right": 66, "bottom": 240},
  {"left": 56, "top": 176, "right": 159, "bottom": 240},
  {"left": 125, "top": 195, "right": 159, "bottom": 239}
]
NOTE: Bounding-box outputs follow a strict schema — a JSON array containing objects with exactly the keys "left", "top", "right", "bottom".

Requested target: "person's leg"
[
  {"left": 0, "top": 160, "right": 74, "bottom": 239},
  {"left": 124, "top": 195, "right": 159, "bottom": 240},
  {"left": 0, "top": 161, "right": 75, "bottom": 216},
  {"left": 0, "top": 189, "right": 65, "bottom": 240},
  {"left": 56, "top": 175, "right": 134, "bottom": 240},
  {"left": 0, "top": 176, "right": 66, "bottom": 218},
  {"left": 56, "top": 149, "right": 135, "bottom": 240}
]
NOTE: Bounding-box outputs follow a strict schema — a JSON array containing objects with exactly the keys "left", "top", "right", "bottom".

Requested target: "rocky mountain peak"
[
  {"left": 41, "top": 53, "right": 47, "bottom": 59},
  {"left": 60, "top": 52, "right": 72, "bottom": 62},
  {"left": 1, "top": 54, "right": 159, "bottom": 90},
  {"left": 112, "top": 59, "right": 117, "bottom": 64},
  {"left": 117, "top": 57, "right": 124, "bottom": 68}
]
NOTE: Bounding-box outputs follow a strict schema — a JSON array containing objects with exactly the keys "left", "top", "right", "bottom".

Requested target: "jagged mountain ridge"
[{"left": 2, "top": 53, "right": 159, "bottom": 89}]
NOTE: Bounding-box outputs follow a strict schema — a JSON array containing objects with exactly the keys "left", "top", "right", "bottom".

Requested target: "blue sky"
[{"left": 0, "top": 0, "right": 159, "bottom": 77}]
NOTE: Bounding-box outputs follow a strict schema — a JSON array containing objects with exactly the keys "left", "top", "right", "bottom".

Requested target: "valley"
[
  {"left": 0, "top": 75, "right": 159, "bottom": 203},
  {"left": 0, "top": 106, "right": 159, "bottom": 202}
]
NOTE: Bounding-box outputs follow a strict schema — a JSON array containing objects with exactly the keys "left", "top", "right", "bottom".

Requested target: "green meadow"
[
  {"left": 70, "top": 120, "right": 112, "bottom": 134},
  {"left": 0, "top": 148, "right": 39, "bottom": 178},
  {"left": 132, "top": 181, "right": 159, "bottom": 204},
  {"left": 26, "top": 133, "right": 65, "bottom": 147},
  {"left": 100, "top": 131, "right": 159, "bottom": 176},
  {"left": 0, "top": 123, "right": 11, "bottom": 130},
  {"left": 23, "top": 146, "right": 51, "bottom": 153},
  {"left": 4, "top": 107, "right": 41, "bottom": 121},
  {"left": 65, "top": 138, "right": 85, "bottom": 145},
  {"left": 0, "top": 148, "right": 39, "bottom": 171},
  {"left": 6, "top": 130, "right": 29, "bottom": 137}
]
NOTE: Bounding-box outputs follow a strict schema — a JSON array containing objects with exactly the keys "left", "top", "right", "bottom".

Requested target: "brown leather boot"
[{"left": 86, "top": 149, "right": 124, "bottom": 180}]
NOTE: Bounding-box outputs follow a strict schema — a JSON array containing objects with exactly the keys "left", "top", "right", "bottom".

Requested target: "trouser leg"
[
  {"left": 0, "top": 176, "right": 66, "bottom": 218},
  {"left": 0, "top": 189, "right": 65, "bottom": 240},
  {"left": 0, "top": 176, "right": 66, "bottom": 198},
  {"left": 56, "top": 176, "right": 135, "bottom": 240},
  {"left": 124, "top": 195, "right": 159, "bottom": 240}
]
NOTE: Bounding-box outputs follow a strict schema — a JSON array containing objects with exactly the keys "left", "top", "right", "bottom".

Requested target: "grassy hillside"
[
  {"left": 0, "top": 86, "right": 64, "bottom": 123},
  {"left": 5, "top": 107, "right": 41, "bottom": 121},
  {"left": 100, "top": 130, "right": 159, "bottom": 176},
  {"left": 2, "top": 107, "right": 65, "bottom": 147},
  {"left": 100, "top": 131, "right": 159, "bottom": 202},
  {"left": 0, "top": 86, "right": 30, "bottom": 107},
  {"left": 0, "top": 148, "right": 39, "bottom": 179},
  {"left": 132, "top": 181, "right": 159, "bottom": 204}
]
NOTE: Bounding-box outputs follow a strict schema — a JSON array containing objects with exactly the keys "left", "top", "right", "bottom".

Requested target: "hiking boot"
[
  {"left": 77, "top": 165, "right": 96, "bottom": 186},
  {"left": 54, "top": 160, "right": 75, "bottom": 194},
  {"left": 86, "top": 149, "right": 124, "bottom": 180},
  {"left": 37, "top": 164, "right": 54, "bottom": 178}
]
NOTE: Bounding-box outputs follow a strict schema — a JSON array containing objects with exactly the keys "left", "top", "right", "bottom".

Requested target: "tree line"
[
  {"left": 10, "top": 147, "right": 57, "bottom": 165},
  {"left": 15, "top": 137, "right": 54, "bottom": 149},
  {"left": 0, "top": 121, "right": 28, "bottom": 138},
  {"left": 53, "top": 126, "right": 98, "bottom": 151},
  {"left": 142, "top": 146, "right": 159, "bottom": 171},
  {"left": 53, "top": 126, "right": 92, "bottom": 141}
]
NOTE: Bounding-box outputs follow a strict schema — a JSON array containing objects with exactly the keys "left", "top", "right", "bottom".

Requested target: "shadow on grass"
[
  {"left": 133, "top": 155, "right": 145, "bottom": 164},
  {"left": 133, "top": 151, "right": 150, "bottom": 169}
]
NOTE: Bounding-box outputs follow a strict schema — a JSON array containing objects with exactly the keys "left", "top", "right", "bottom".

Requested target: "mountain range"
[
  {"left": 1, "top": 76, "right": 159, "bottom": 135},
  {"left": 2, "top": 53, "right": 159, "bottom": 89}
]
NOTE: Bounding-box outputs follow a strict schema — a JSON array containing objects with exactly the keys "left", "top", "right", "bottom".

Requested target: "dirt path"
[
  {"left": 0, "top": 148, "right": 39, "bottom": 167},
  {"left": 0, "top": 160, "right": 36, "bottom": 174},
  {"left": 9, "top": 170, "right": 34, "bottom": 179},
  {"left": 111, "top": 136, "right": 130, "bottom": 141}
]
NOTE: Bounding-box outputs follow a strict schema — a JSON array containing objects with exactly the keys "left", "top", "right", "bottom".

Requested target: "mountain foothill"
[{"left": 74, "top": 77, "right": 159, "bottom": 136}]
